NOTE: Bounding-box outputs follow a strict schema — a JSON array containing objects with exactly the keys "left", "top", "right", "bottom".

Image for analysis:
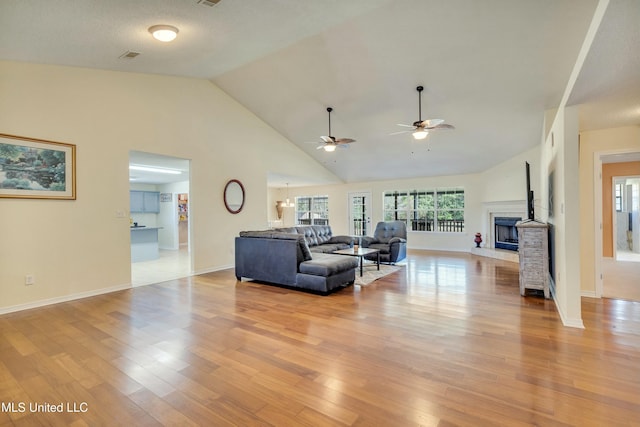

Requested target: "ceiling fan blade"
[
  {"left": 316, "top": 144, "right": 326, "bottom": 150},
  {"left": 396, "top": 124, "right": 416, "bottom": 128},
  {"left": 431, "top": 123, "right": 455, "bottom": 130},
  {"left": 320, "top": 135, "right": 335, "bottom": 143},
  {"left": 421, "top": 119, "right": 444, "bottom": 128},
  {"left": 335, "top": 138, "right": 355, "bottom": 144},
  {"left": 389, "top": 130, "right": 412, "bottom": 136}
]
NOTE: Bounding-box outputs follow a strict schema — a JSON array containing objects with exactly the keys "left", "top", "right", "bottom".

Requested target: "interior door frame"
[
  {"left": 594, "top": 149, "right": 640, "bottom": 298},
  {"left": 613, "top": 175, "right": 640, "bottom": 260},
  {"left": 348, "top": 191, "right": 372, "bottom": 237}
]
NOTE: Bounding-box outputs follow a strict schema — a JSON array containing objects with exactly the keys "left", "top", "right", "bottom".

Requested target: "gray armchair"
[{"left": 360, "top": 221, "right": 407, "bottom": 264}]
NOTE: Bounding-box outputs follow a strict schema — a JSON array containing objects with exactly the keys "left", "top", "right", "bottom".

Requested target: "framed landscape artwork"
[{"left": 0, "top": 133, "right": 76, "bottom": 199}]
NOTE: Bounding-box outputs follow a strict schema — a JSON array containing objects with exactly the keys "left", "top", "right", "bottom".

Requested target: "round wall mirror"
[{"left": 223, "top": 179, "right": 245, "bottom": 214}]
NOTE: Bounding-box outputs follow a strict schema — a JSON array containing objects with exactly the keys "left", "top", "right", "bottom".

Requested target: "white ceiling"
[{"left": 1, "top": 0, "right": 639, "bottom": 186}]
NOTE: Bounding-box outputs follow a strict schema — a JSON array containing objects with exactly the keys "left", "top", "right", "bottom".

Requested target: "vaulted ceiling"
[{"left": 1, "top": 0, "right": 638, "bottom": 186}]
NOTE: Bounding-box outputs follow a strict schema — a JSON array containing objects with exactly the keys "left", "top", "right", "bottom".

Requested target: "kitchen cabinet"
[
  {"left": 130, "top": 191, "right": 160, "bottom": 213},
  {"left": 130, "top": 227, "right": 162, "bottom": 262}
]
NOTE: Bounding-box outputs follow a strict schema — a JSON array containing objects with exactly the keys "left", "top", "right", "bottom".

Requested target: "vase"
[{"left": 474, "top": 233, "right": 482, "bottom": 248}]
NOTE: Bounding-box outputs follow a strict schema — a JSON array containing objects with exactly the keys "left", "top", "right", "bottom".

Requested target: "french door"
[{"left": 349, "top": 192, "right": 372, "bottom": 236}]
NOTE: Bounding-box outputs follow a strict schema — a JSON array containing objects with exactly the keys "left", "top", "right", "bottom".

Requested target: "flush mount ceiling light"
[
  {"left": 148, "top": 25, "right": 179, "bottom": 42},
  {"left": 129, "top": 165, "right": 182, "bottom": 175}
]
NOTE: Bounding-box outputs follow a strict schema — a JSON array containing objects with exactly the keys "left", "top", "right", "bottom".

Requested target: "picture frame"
[{"left": 0, "top": 133, "right": 76, "bottom": 200}]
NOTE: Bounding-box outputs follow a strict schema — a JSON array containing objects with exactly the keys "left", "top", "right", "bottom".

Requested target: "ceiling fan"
[
  {"left": 307, "top": 107, "right": 356, "bottom": 152},
  {"left": 392, "top": 86, "right": 454, "bottom": 140}
]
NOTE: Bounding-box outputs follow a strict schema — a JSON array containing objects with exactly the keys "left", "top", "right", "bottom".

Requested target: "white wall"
[
  {"left": 542, "top": 106, "right": 583, "bottom": 328},
  {"left": 0, "top": 60, "right": 339, "bottom": 313},
  {"left": 268, "top": 146, "right": 541, "bottom": 253}
]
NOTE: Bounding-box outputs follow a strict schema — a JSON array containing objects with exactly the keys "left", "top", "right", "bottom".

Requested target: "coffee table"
[{"left": 332, "top": 247, "right": 380, "bottom": 277}]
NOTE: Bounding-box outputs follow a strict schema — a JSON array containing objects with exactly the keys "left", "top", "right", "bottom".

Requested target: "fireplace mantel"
[
  {"left": 481, "top": 200, "right": 527, "bottom": 248},
  {"left": 471, "top": 200, "right": 527, "bottom": 263}
]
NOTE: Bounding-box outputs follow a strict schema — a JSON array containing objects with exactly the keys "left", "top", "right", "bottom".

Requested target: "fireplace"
[{"left": 494, "top": 217, "right": 521, "bottom": 251}]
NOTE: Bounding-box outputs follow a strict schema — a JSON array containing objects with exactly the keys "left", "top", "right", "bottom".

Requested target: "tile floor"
[
  {"left": 603, "top": 249, "right": 640, "bottom": 302},
  {"left": 131, "top": 246, "right": 191, "bottom": 287}
]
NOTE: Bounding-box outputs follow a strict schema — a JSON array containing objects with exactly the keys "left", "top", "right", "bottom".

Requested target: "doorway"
[
  {"left": 349, "top": 192, "right": 372, "bottom": 237},
  {"left": 598, "top": 153, "right": 640, "bottom": 301},
  {"left": 613, "top": 177, "right": 640, "bottom": 262},
  {"left": 129, "top": 151, "right": 192, "bottom": 286}
]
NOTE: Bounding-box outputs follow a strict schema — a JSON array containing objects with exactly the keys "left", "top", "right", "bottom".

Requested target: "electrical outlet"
[{"left": 25, "top": 275, "right": 35, "bottom": 286}]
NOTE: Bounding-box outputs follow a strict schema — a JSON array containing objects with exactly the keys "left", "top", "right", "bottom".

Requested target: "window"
[
  {"left": 615, "top": 183, "right": 623, "bottom": 212},
  {"left": 295, "top": 195, "right": 329, "bottom": 225},
  {"left": 383, "top": 188, "right": 464, "bottom": 232}
]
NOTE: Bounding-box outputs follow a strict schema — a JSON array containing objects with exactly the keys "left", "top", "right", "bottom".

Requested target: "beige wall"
[
  {"left": 0, "top": 60, "right": 339, "bottom": 313},
  {"left": 579, "top": 126, "right": 640, "bottom": 296}
]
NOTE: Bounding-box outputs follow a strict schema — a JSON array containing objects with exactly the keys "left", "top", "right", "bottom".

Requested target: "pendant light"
[{"left": 282, "top": 183, "right": 295, "bottom": 208}]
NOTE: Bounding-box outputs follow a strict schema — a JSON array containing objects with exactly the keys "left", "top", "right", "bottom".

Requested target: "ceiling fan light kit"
[{"left": 413, "top": 130, "right": 428, "bottom": 140}]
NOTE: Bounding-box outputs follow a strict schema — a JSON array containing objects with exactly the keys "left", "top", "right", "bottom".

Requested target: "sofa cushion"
[
  {"left": 299, "top": 239, "right": 313, "bottom": 261},
  {"left": 299, "top": 254, "right": 358, "bottom": 276},
  {"left": 309, "top": 244, "right": 343, "bottom": 253},
  {"left": 367, "top": 243, "right": 390, "bottom": 254},
  {"left": 329, "top": 235, "right": 354, "bottom": 245},
  {"left": 311, "top": 225, "right": 333, "bottom": 245},
  {"left": 373, "top": 221, "right": 406, "bottom": 244},
  {"left": 240, "top": 230, "right": 299, "bottom": 240},
  {"left": 303, "top": 226, "right": 320, "bottom": 246},
  {"left": 276, "top": 227, "right": 298, "bottom": 234}
]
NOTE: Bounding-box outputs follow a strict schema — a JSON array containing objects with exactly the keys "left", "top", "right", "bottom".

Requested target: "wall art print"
[{"left": 0, "top": 133, "right": 76, "bottom": 199}]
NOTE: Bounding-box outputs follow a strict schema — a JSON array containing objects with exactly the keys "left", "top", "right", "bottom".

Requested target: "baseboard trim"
[
  {"left": 581, "top": 290, "right": 599, "bottom": 298},
  {"left": 193, "top": 264, "right": 234, "bottom": 276},
  {"left": 550, "top": 276, "right": 585, "bottom": 329},
  {"left": 0, "top": 283, "right": 132, "bottom": 315},
  {"left": 556, "top": 306, "right": 585, "bottom": 328}
]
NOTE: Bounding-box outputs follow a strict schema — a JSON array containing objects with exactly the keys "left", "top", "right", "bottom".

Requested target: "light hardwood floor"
[{"left": 1, "top": 250, "right": 639, "bottom": 426}]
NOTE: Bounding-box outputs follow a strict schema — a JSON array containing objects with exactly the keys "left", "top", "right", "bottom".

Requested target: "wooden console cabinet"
[{"left": 516, "top": 220, "right": 550, "bottom": 299}]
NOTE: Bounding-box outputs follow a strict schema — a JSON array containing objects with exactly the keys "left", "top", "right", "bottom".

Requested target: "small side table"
[
  {"left": 333, "top": 247, "right": 380, "bottom": 277},
  {"left": 516, "top": 220, "right": 550, "bottom": 299}
]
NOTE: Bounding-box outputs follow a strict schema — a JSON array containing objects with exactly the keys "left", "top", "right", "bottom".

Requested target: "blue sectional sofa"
[{"left": 235, "top": 229, "right": 358, "bottom": 295}]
